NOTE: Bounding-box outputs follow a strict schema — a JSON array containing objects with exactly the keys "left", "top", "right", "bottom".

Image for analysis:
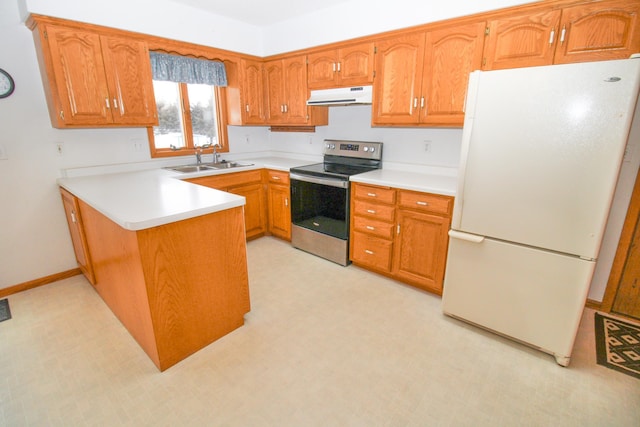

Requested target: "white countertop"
[
  {"left": 351, "top": 169, "right": 457, "bottom": 196},
  {"left": 58, "top": 157, "right": 318, "bottom": 231},
  {"left": 58, "top": 169, "right": 246, "bottom": 231},
  {"left": 59, "top": 156, "right": 456, "bottom": 231}
]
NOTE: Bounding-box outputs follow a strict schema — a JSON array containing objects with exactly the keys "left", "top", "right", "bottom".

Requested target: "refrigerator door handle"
[{"left": 449, "top": 230, "right": 485, "bottom": 243}]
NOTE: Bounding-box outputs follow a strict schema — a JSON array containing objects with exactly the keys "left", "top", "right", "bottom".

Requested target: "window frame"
[{"left": 147, "top": 83, "right": 229, "bottom": 158}]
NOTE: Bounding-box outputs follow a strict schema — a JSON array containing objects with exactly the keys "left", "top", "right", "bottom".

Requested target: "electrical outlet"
[
  {"left": 424, "top": 141, "right": 431, "bottom": 153},
  {"left": 245, "top": 135, "right": 250, "bottom": 144},
  {"left": 55, "top": 142, "right": 64, "bottom": 156},
  {"left": 130, "top": 140, "right": 145, "bottom": 152}
]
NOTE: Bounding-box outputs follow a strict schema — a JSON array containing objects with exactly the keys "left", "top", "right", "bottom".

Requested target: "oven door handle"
[{"left": 290, "top": 173, "right": 349, "bottom": 189}]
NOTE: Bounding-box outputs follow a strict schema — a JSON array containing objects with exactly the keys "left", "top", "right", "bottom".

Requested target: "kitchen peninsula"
[{"left": 58, "top": 169, "right": 251, "bottom": 371}]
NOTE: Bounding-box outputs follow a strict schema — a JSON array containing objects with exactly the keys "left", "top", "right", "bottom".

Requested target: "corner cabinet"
[
  {"left": 483, "top": 0, "right": 640, "bottom": 70},
  {"left": 263, "top": 55, "right": 328, "bottom": 126},
  {"left": 187, "top": 170, "right": 267, "bottom": 240},
  {"left": 59, "top": 188, "right": 95, "bottom": 284},
  {"left": 265, "top": 169, "right": 291, "bottom": 240},
  {"left": 227, "top": 59, "right": 266, "bottom": 125},
  {"left": 372, "top": 21, "right": 485, "bottom": 127},
  {"left": 307, "top": 42, "right": 375, "bottom": 89},
  {"left": 350, "top": 183, "right": 453, "bottom": 295},
  {"left": 29, "top": 19, "right": 157, "bottom": 128}
]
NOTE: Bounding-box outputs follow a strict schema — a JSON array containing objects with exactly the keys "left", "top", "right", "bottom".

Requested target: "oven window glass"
[{"left": 291, "top": 179, "right": 348, "bottom": 240}]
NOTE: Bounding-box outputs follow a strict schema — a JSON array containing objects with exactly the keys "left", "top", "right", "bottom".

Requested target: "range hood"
[{"left": 306, "top": 85, "right": 373, "bottom": 106}]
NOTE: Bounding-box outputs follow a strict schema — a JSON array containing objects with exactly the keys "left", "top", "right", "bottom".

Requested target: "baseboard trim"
[
  {"left": 586, "top": 298, "right": 602, "bottom": 311},
  {"left": 0, "top": 268, "right": 82, "bottom": 298}
]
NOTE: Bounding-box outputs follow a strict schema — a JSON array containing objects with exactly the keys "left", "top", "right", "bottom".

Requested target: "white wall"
[{"left": 263, "top": 0, "right": 531, "bottom": 55}]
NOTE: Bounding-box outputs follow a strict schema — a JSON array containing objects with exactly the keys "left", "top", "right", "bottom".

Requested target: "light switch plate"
[{"left": 0, "top": 143, "right": 7, "bottom": 160}]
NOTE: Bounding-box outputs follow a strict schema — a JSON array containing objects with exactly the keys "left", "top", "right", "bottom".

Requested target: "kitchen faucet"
[{"left": 212, "top": 144, "right": 221, "bottom": 164}]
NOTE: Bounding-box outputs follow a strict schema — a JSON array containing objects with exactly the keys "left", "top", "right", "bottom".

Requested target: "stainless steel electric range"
[{"left": 289, "top": 139, "right": 383, "bottom": 265}]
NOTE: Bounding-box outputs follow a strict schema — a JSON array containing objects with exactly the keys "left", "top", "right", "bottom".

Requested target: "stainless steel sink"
[
  {"left": 165, "top": 161, "right": 254, "bottom": 173},
  {"left": 166, "top": 165, "right": 216, "bottom": 173},
  {"left": 206, "top": 161, "right": 254, "bottom": 169}
]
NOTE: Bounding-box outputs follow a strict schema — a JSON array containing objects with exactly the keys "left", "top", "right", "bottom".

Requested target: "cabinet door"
[
  {"left": 263, "top": 59, "right": 286, "bottom": 123},
  {"left": 483, "top": 9, "right": 562, "bottom": 70},
  {"left": 421, "top": 22, "right": 485, "bottom": 126},
  {"left": 372, "top": 33, "right": 425, "bottom": 125},
  {"left": 392, "top": 209, "right": 450, "bottom": 295},
  {"left": 267, "top": 184, "right": 291, "bottom": 240},
  {"left": 228, "top": 183, "right": 267, "bottom": 240},
  {"left": 307, "top": 50, "right": 339, "bottom": 89},
  {"left": 241, "top": 59, "right": 265, "bottom": 124},
  {"left": 45, "top": 25, "right": 112, "bottom": 126},
  {"left": 60, "top": 188, "right": 95, "bottom": 284},
  {"left": 338, "top": 43, "right": 375, "bottom": 87},
  {"left": 554, "top": 0, "right": 640, "bottom": 64},
  {"left": 100, "top": 35, "right": 157, "bottom": 126},
  {"left": 282, "top": 56, "right": 309, "bottom": 124}
]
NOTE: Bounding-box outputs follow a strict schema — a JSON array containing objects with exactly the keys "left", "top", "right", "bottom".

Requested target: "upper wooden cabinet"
[
  {"left": 227, "top": 59, "right": 265, "bottom": 125},
  {"left": 31, "top": 22, "right": 157, "bottom": 128},
  {"left": 372, "top": 21, "right": 485, "bottom": 127},
  {"left": 263, "top": 55, "right": 327, "bottom": 125},
  {"left": 483, "top": 0, "right": 640, "bottom": 70},
  {"left": 307, "top": 42, "right": 375, "bottom": 89}
]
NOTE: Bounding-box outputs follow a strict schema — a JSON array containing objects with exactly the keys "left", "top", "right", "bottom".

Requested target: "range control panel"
[{"left": 323, "top": 139, "right": 383, "bottom": 160}]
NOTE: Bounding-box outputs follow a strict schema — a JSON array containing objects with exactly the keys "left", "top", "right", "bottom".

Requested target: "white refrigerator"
[{"left": 441, "top": 58, "right": 640, "bottom": 366}]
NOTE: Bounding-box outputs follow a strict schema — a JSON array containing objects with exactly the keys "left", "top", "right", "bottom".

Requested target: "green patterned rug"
[{"left": 595, "top": 313, "right": 640, "bottom": 380}]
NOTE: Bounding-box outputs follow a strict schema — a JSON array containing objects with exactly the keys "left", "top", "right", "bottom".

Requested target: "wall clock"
[{"left": 0, "top": 69, "right": 15, "bottom": 98}]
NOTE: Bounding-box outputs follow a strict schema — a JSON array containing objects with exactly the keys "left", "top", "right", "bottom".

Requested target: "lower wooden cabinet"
[
  {"left": 59, "top": 188, "right": 95, "bottom": 284},
  {"left": 350, "top": 183, "right": 453, "bottom": 295},
  {"left": 187, "top": 170, "right": 267, "bottom": 240},
  {"left": 265, "top": 169, "right": 291, "bottom": 240}
]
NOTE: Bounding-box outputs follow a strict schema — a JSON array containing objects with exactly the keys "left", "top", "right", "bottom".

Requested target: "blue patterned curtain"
[{"left": 149, "top": 52, "right": 227, "bottom": 86}]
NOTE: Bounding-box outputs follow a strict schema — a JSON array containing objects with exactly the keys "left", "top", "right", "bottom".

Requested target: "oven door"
[{"left": 290, "top": 173, "right": 349, "bottom": 240}]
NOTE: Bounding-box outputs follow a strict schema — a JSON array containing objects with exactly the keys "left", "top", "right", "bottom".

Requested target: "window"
[{"left": 147, "top": 52, "right": 229, "bottom": 158}]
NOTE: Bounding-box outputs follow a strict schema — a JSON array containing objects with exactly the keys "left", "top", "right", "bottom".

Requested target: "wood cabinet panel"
[
  {"left": 34, "top": 23, "right": 157, "bottom": 128},
  {"left": 421, "top": 21, "right": 486, "bottom": 125},
  {"left": 555, "top": 0, "right": 640, "bottom": 64},
  {"left": 307, "top": 42, "right": 374, "bottom": 89},
  {"left": 483, "top": 10, "right": 562, "bottom": 70},
  {"left": 350, "top": 183, "right": 453, "bottom": 295},
  {"left": 228, "top": 182, "right": 267, "bottom": 240},
  {"left": 266, "top": 169, "right": 291, "bottom": 240},
  {"left": 60, "top": 188, "right": 95, "bottom": 284},
  {"left": 351, "top": 231, "right": 393, "bottom": 272},
  {"left": 373, "top": 33, "right": 425, "bottom": 125},
  {"left": 264, "top": 56, "right": 328, "bottom": 125},
  {"left": 392, "top": 209, "right": 450, "bottom": 295},
  {"left": 187, "top": 170, "right": 266, "bottom": 240}
]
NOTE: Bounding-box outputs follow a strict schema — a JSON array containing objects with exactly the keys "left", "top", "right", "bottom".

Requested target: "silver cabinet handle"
[
  {"left": 113, "top": 98, "right": 118, "bottom": 110},
  {"left": 285, "top": 198, "right": 288, "bottom": 207},
  {"left": 397, "top": 224, "right": 401, "bottom": 234},
  {"left": 71, "top": 210, "right": 77, "bottom": 223},
  {"left": 365, "top": 250, "right": 374, "bottom": 255},
  {"left": 332, "top": 62, "right": 336, "bottom": 72},
  {"left": 272, "top": 176, "right": 281, "bottom": 180},
  {"left": 245, "top": 104, "right": 250, "bottom": 112},
  {"left": 417, "top": 201, "right": 428, "bottom": 206},
  {"left": 549, "top": 27, "right": 556, "bottom": 44},
  {"left": 560, "top": 26, "right": 566, "bottom": 44},
  {"left": 367, "top": 193, "right": 377, "bottom": 197},
  {"left": 105, "top": 98, "right": 110, "bottom": 109},
  {"left": 367, "top": 209, "right": 376, "bottom": 214},
  {"left": 413, "top": 98, "right": 418, "bottom": 108},
  {"left": 337, "top": 62, "right": 341, "bottom": 72},
  {"left": 420, "top": 97, "right": 425, "bottom": 108},
  {"left": 366, "top": 226, "right": 375, "bottom": 230}
]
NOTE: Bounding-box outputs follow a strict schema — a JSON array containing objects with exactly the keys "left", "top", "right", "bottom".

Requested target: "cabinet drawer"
[
  {"left": 266, "top": 169, "right": 290, "bottom": 185},
  {"left": 398, "top": 190, "right": 453, "bottom": 216},
  {"left": 351, "top": 231, "right": 393, "bottom": 272},
  {"left": 353, "top": 199, "right": 395, "bottom": 222},
  {"left": 188, "top": 170, "right": 263, "bottom": 189},
  {"left": 353, "top": 215, "right": 394, "bottom": 239},
  {"left": 354, "top": 184, "right": 396, "bottom": 204}
]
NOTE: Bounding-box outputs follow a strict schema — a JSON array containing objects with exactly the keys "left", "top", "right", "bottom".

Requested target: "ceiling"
[{"left": 171, "top": 0, "right": 353, "bottom": 26}]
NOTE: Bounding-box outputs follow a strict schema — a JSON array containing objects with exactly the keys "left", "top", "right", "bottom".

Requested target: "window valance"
[{"left": 149, "top": 52, "right": 227, "bottom": 86}]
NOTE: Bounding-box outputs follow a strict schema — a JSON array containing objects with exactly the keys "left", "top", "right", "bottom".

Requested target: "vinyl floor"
[{"left": 1, "top": 237, "right": 638, "bottom": 426}]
